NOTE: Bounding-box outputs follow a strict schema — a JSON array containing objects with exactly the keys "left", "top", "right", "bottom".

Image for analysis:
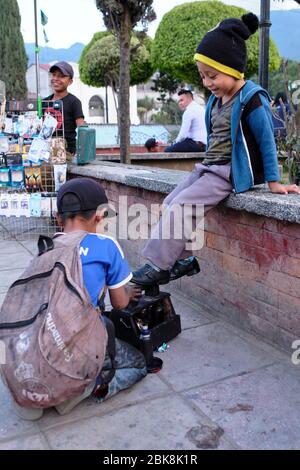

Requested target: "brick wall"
[
  {"left": 188, "top": 208, "right": 300, "bottom": 352},
  {"left": 97, "top": 177, "right": 300, "bottom": 352}
]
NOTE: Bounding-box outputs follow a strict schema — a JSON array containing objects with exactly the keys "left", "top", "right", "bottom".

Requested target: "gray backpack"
[{"left": 0, "top": 231, "right": 107, "bottom": 409}]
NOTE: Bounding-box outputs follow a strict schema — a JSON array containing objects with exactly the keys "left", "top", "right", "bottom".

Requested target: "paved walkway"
[{"left": 0, "top": 235, "right": 300, "bottom": 450}]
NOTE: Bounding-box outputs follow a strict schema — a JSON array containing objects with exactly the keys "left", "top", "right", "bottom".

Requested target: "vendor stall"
[{"left": 0, "top": 97, "right": 67, "bottom": 239}]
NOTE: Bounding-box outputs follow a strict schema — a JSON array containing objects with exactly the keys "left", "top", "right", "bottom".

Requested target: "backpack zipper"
[
  {"left": 0, "top": 303, "right": 48, "bottom": 330},
  {"left": 10, "top": 262, "right": 82, "bottom": 301},
  {"left": 0, "top": 264, "right": 84, "bottom": 330}
]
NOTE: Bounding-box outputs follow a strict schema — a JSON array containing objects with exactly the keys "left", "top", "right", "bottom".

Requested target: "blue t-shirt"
[{"left": 79, "top": 233, "right": 132, "bottom": 307}]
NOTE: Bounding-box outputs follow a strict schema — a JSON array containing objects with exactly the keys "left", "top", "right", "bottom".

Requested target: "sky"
[{"left": 17, "top": 0, "right": 300, "bottom": 49}]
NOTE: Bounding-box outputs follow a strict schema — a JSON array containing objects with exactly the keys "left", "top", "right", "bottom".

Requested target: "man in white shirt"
[{"left": 165, "top": 89, "right": 207, "bottom": 152}]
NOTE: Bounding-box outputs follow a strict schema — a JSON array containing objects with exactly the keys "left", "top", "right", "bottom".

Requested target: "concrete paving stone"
[
  {"left": 157, "top": 322, "right": 277, "bottom": 391},
  {"left": 18, "top": 239, "right": 39, "bottom": 255},
  {"left": 0, "top": 269, "right": 24, "bottom": 293},
  {"left": 0, "top": 379, "right": 40, "bottom": 442},
  {"left": 38, "top": 373, "right": 170, "bottom": 430},
  {"left": 173, "top": 302, "right": 215, "bottom": 330},
  {"left": 43, "top": 395, "right": 235, "bottom": 450},
  {"left": 0, "top": 251, "right": 32, "bottom": 270},
  {"left": 0, "top": 240, "right": 28, "bottom": 255},
  {"left": 166, "top": 291, "right": 216, "bottom": 330},
  {"left": 216, "top": 317, "right": 289, "bottom": 362},
  {"left": 0, "top": 434, "right": 48, "bottom": 450},
  {"left": 183, "top": 362, "right": 300, "bottom": 450},
  {"left": 169, "top": 286, "right": 288, "bottom": 363}
]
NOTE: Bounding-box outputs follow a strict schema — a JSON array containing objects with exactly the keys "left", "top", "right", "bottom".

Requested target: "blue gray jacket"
[{"left": 205, "top": 80, "right": 280, "bottom": 193}]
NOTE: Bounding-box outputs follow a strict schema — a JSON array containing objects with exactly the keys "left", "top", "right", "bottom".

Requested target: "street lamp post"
[
  {"left": 259, "top": 0, "right": 271, "bottom": 90},
  {"left": 259, "top": 1, "right": 300, "bottom": 89},
  {"left": 34, "top": 0, "right": 42, "bottom": 117}
]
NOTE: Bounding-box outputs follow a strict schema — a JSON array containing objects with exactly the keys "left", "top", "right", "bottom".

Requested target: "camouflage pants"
[{"left": 95, "top": 338, "right": 147, "bottom": 402}]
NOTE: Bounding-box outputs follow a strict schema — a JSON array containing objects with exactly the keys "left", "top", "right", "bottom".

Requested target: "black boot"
[
  {"left": 169, "top": 256, "right": 200, "bottom": 281},
  {"left": 132, "top": 264, "right": 170, "bottom": 286}
]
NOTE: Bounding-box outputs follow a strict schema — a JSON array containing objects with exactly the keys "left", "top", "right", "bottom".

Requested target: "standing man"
[
  {"left": 164, "top": 89, "right": 207, "bottom": 153},
  {"left": 44, "top": 61, "right": 85, "bottom": 156}
]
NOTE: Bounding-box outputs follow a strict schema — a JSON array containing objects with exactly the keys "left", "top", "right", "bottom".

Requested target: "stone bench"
[{"left": 94, "top": 153, "right": 205, "bottom": 171}]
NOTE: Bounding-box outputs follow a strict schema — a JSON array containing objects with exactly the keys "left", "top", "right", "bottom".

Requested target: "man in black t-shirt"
[{"left": 44, "top": 61, "right": 85, "bottom": 155}]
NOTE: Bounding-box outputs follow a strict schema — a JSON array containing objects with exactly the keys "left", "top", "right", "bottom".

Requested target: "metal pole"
[
  {"left": 34, "top": 0, "right": 42, "bottom": 116},
  {"left": 259, "top": 0, "right": 271, "bottom": 90},
  {"left": 105, "top": 85, "right": 109, "bottom": 123}
]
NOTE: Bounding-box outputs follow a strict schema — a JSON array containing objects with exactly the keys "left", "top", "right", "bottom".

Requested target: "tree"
[
  {"left": 151, "top": 99, "right": 182, "bottom": 126},
  {"left": 95, "top": 0, "right": 156, "bottom": 164},
  {"left": 137, "top": 96, "right": 155, "bottom": 123},
  {"left": 152, "top": 1, "right": 281, "bottom": 89},
  {"left": 79, "top": 31, "right": 111, "bottom": 86},
  {"left": 79, "top": 32, "right": 154, "bottom": 120},
  {"left": 151, "top": 71, "right": 182, "bottom": 104},
  {"left": 252, "top": 60, "right": 300, "bottom": 99},
  {"left": 0, "top": 0, "right": 27, "bottom": 100}
]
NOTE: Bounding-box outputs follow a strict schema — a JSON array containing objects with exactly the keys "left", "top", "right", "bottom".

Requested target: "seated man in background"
[
  {"left": 164, "top": 89, "right": 207, "bottom": 153},
  {"left": 145, "top": 138, "right": 159, "bottom": 152}
]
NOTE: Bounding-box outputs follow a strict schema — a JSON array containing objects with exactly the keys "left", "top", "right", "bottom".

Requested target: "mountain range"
[
  {"left": 270, "top": 9, "right": 300, "bottom": 61},
  {"left": 24, "top": 9, "right": 300, "bottom": 65},
  {"left": 25, "top": 42, "right": 85, "bottom": 65}
]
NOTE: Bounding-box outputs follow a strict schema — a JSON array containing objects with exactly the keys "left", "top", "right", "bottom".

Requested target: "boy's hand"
[
  {"left": 127, "top": 285, "right": 143, "bottom": 303},
  {"left": 268, "top": 182, "right": 300, "bottom": 195}
]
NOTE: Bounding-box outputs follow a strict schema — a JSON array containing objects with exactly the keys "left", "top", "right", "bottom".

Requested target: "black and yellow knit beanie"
[{"left": 194, "top": 13, "right": 259, "bottom": 79}]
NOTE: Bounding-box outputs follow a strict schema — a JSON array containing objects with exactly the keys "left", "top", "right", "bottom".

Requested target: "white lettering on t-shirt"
[{"left": 79, "top": 247, "right": 89, "bottom": 257}]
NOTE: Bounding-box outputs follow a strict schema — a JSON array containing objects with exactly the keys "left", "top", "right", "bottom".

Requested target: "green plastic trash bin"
[{"left": 76, "top": 126, "right": 96, "bottom": 165}]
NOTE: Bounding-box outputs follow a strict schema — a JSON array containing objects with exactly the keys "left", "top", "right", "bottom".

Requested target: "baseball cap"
[
  {"left": 57, "top": 178, "right": 117, "bottom": 217},
  {"left": 49, "top": 61, "right": 74, "bottom": 79}
]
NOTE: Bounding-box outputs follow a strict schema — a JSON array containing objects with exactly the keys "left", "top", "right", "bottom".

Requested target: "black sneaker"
[
  {"left": 132, "top": 264, "right": 170, "bottom": 286},
  {"left": 169, "top": 256, "right": 200, "bottom": 281}
]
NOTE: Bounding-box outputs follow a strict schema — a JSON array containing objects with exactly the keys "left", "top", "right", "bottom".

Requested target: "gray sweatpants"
[{"left": 142, "top": 163, "right": 233, "bottom": 269}]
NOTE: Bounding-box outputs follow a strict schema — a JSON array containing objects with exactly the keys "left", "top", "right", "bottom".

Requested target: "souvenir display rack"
[{"left": 0, "top": 99, "right": 67, "bottom": 240}]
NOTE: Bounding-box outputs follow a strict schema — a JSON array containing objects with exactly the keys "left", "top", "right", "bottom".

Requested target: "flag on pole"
[
  {"left": 41, "top": 10, "right": 49, "bottom": 43},
  {"left": 41, "top": 10, "right": 48, "bottom": 26},
  {"left": 43, "top": 28, "right": 49, "bottom": 43}
]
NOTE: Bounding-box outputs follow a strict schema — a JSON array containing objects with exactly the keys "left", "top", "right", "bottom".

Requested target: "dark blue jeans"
[{"left": 164, "top": 138, "right": 206, "bottom": 153}]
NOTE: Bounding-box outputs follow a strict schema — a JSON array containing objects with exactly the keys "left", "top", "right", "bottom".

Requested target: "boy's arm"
[
  {"left": 109, "top": 286, "right": 129, "bottom": 310},
  {"left": 109, "top": 285, "right": 142, "bottom": 310},
  {"left": 106, "top": 238, "right": 133, "bottom": 309},
  {"left": 246, "top": 94, "right": 300, "bottom": 195},
  {"left": 73, "top": 98, "right": 85, "bottom": 127}
]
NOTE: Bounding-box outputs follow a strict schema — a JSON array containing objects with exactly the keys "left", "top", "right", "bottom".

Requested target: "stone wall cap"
[
  {"left": 68, "top": 162, "right": 300, "bottom": 224},
  {"left": 95, "top": 153, "right": 204, "bottom": 160}
]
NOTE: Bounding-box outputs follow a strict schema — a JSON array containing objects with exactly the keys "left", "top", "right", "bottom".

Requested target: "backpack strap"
[
  {"left": 38, "top": 235, "right": 54, "bottom": 256},
  {"left": 93, "top": 316, "right": 116, "bottom": 396},
  {"left": 243, "top": 91, "right": 264, "bottom": 120}
]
